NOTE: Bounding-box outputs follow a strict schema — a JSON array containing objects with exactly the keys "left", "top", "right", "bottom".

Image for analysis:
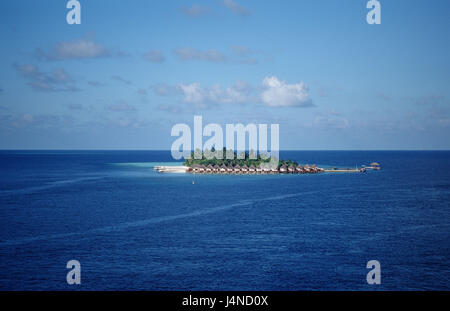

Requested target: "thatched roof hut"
[
  {"left": 279, "top": 165, "right": 287, "bottom": 173},
  {"left": 249, "top": 165, "right": 256, "bottom": 173},
  {"left": 262, "top": 165, "right": 271, "bottom": 173},
  {"left": 192, "top": 164, "right": 202, "bottom": 172},
  {"left": 288, "top": 165, "right": 296, "bottom": 173}
]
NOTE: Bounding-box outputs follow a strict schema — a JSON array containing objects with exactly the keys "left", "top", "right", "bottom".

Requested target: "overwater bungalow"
[
  {"left": 183, "top": 162, "right": 330, "bottom": 175},
  {"left": 179, "top": 148, "right": 372, "bottom": 176},
  {"left": 263, "top": 166, "right": 271, "bottom": 174},
  {"left": 256, "top": 165, "right": 263, "bottom": 174},
  {"left": 192, "top": 164, "right": 202, "bottom": 173}
]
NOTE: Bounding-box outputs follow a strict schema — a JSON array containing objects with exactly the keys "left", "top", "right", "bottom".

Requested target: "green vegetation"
[{"left": 183, "top": 148, "right": 298, "bottom": 168}]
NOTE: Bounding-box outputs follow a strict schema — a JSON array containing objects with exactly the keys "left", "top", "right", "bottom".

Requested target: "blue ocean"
[{"left": 0, "top": 150, "right": 449, "bottom": 290}]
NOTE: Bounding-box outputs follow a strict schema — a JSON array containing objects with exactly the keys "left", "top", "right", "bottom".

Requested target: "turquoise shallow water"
[{"left": 0, "top": 150, "right": 449, "bottom": 290}]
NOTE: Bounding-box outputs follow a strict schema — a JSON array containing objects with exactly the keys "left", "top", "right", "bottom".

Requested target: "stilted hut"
[
  {"left": 296, "top": 165, "right": 304, "bottom": 174},
  {"left": 256, "top": 165, "right": 263, "bottom": 174},
  {"left": 206, "top": 164, "right": 213, "bottom": 173},
  {"left": 227, "top": 165, "right": 234, "bottom": 174},
  {"left": 249, "top": 165, "right": 256, "bottom": 174},
  {"left": 234, "top": 164, "right": 241, "bottom": 174},
  {"left": 241, "top": 164, "right": 249, "bottom": 174},
  {"left": 220, "top": 164, "right": 227, "bottom": 174},
  {"left": 192, "top": 164, "right": 202, "bottom": 173},
  {"left": 288, "top": 165, "right": 296, "bottom": 174},
  {"left": 279, "top": 165, "right": 288, "bottom": 173}
]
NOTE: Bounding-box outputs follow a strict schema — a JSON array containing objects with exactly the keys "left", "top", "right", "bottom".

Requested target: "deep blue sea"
[{"left": 0, "top": 150, "right": 449, "bottom": 290}]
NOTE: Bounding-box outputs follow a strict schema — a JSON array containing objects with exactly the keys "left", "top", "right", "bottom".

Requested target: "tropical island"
[
  {"left": 154, "top": 148, "right": 380, "bottom": 174},
  {"left": 183, "top": 147, "right": 322, "bottom": 174}
]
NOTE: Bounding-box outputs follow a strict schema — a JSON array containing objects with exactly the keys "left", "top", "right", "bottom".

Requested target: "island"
[{"left": 154, "top": 148, "right": 379, "bottom": 174}]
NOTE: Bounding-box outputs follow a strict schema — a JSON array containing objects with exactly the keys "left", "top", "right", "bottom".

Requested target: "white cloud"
[
  {"left": 14, "top": 63, "right": 79, "bottom": 92},
  {"left": 231, "top": 45, "right": 258, "bottom": 64},
  {"left": 181, "top": 4, "right": 210, "bottom": 17},
  {"left": 261, "top": 76, "right": 312, "bottom": 107},
  {"left": 173, "top": 46, "right": 262, "bottom": 64},
  {"left": 313, "top": 115, "right": 349, "bottom": 129},
  {"left": 107, "top": 100, "right": 136, "bottom": 112},
  {"left": 313, "top": 111, "right": 349, "bottom": 129},
  {"left": 110, "top": 75, "right": 132, "bottom": 85},
  {"left": 174, "top": 47, "right": 227, "bottom": 62},
  {"left": 152, "top": 83, "right": 172, "bottom": 96},
  {"left": 37, "top": 38, "right": 110, "bottom": 61},
  {"left": 223, "top": 0, "right": 250, "bottom": 16},
  {"left": 0, "top": 113, "right": 75, "bottom": 130},
  {"left": 68, "top": 103, "right": 83, "bottom": 110},
  {"left": 231, "top": 45, "right": 252, "bottom": 56},
  {"left": 178, "top": 83, "right": 205, "bottom": 104},
  {"left": 177, "top": 81, "right": 252, "bottom": 106},
  {"left": 88, "top": 80, "right": 106, "bottom": 87},
  {"left": 137, "top": 88, "right": 148, "bottom": 96},
  {"left": 154, "top": 77, "right": 311, "bottom": 109},
  {"left": 143, "top": 50, "right": 165, "bottom": 63}
]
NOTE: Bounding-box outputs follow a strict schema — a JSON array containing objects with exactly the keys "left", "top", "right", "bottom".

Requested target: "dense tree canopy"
[{"left": 184, "top": 148, "right": 298, "bottom": 168}]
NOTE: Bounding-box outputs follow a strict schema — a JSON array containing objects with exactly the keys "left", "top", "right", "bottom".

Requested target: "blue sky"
[{"left": 0, "top": 0, "right": 449, "bottom": 150}]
